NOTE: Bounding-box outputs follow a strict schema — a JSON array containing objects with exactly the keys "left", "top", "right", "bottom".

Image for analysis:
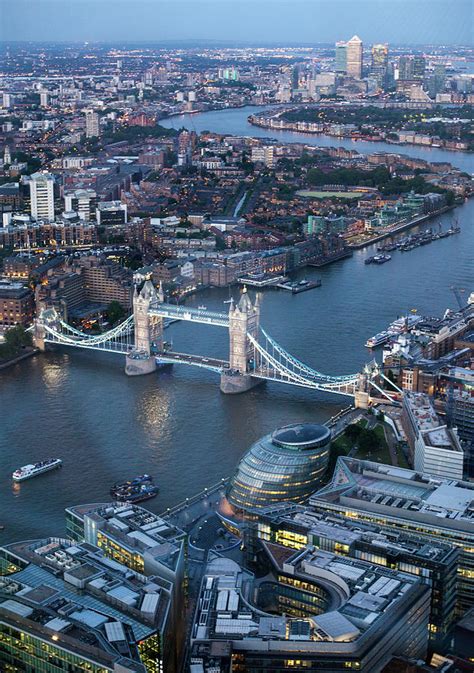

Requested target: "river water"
[
  {"left": 160, "top": 105, "right": 474, "bottom": 174},
  {"left": 1, "top": 107, "right": 473, "bottom": 543}
]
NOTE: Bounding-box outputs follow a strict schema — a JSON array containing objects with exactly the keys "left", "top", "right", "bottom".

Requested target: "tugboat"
[{"left": 12, "top": 459, "right": 62, "bottom": 482}]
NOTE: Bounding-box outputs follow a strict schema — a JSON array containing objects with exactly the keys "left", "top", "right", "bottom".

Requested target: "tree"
[
  {"left": 106, "top": 301, "right": 126, "bottom": 325},
  {"left": 345, "top": 423, "right": 363, "bottom": 443},
  {"left": 358, "top": 428, "right": 380, "bottom": 454},
  {"left": 0, "top": 325, "right": 33, "bottom": 360}
]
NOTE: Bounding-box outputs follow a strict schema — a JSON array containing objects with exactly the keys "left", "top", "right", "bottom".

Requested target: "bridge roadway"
[
  {"left": 149, "top": 304, "right": 229, "bottom": 327},
  {"left": 156, "top": 351, "right": 229, "bottom": 373}
]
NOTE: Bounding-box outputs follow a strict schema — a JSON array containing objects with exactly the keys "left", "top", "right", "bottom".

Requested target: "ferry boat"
[
  {"left": 388, "top": 315, "right": 423, "bottom": 333},
  {"left": 365, "top": 331, "right": 392, "bottom": 348},
  {"left": 12, "top": 458, "right": 62, "bottom": 482}
]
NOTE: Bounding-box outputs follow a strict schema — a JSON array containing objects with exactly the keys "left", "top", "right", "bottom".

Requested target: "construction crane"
[{"left": 451, "top": 286, "right": 466, "bottom": 310}]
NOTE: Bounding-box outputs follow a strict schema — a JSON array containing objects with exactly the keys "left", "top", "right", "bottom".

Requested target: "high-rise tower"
[{"left": 346, "top": 35, "right": 363, "bottom": 79}]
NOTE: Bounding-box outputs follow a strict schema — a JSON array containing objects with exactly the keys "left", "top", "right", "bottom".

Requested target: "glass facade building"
[{"left": 226, "top": 423, "right": 330, "bottom": 515}]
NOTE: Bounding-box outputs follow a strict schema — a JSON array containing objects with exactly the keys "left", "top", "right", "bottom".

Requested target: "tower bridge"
[{"left": 33, "top": 280, "right": 399, "bottom": 407}]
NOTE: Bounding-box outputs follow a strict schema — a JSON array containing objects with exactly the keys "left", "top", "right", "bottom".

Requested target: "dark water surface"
[{"left": 1, "top": 109, "right": 473, "bottom": 543}]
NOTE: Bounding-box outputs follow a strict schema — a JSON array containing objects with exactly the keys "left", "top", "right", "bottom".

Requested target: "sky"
[{"left": 0, "top": 0, "right": 472, "bottom": 45}]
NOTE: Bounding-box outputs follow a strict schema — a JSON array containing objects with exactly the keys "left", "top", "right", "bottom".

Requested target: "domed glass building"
[{"left": 226, "top": 423, "right": 331, "bottom": 516}]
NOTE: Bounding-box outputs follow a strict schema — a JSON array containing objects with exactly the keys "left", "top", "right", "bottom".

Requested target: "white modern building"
[
  {"left": 85, "top": 109, "right": 100, "bottom": 138},
  {"left": 28, "top": 172, "right": 55, "bottom": 221},
  {"left": 402, "top": 391, "right": 464, "bottom": 480}
]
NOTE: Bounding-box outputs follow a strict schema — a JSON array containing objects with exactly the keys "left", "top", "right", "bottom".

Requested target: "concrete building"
[
  {"left": 310, "top": 457, "right": 474, "bottom": 616},
  {"left": 346, "top": 35, "right": 363, "bottom": 79},
  {"left": 250, "top": 145, "right": 275, "bottom": 168},
  {"left": 27, "top": 172, "right": 55, "bottom": 221},
  {"left": 85, "top": 109, "right": 100, "bottom": 138},
  {"left": 402, "top": 392, "right": 464, "bottom": 479},
  {"left": 0, "top": 537, "right": 174, "bottom": 672},
  {"left": 64, "top": 189, "right": 98, "bottom": 221},
  {"left": 73, "top": 256, "right": 133, "bottom": 309},
  {"left": 190, "top": 547, "right": 430, "bottom": 672}
]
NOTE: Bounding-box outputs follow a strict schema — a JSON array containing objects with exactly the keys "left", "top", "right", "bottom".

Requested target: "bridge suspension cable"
[
  {"left": 258, "top": 328, "right": 359, "bottom": 384},
  {"left": 247, "top": 333, "right": 358, "bottom": 395}
]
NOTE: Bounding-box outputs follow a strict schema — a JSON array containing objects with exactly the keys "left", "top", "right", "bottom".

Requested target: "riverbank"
[
  {"left": 346, "top": 204, "right": 458, "bottom": 250},
  {"left": 248, "top": 109, "right": 472, "bottom": 154},
  {"left": 0, "top": 347, "right": 38, "bottom": 371}
]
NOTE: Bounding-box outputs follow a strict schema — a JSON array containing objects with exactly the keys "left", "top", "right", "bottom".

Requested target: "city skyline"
[{"left": 1, "top": 0, "right": 473, "bottom": 45}]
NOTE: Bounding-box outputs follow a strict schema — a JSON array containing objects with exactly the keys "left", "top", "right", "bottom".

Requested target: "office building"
[
  {"left": 66, "top": 502, "right": 187, "bottom": 670},
  {"left": 402, "top": 391, "right": 464, "bottom": 479},
  {"left": 310, "top": 456, "right": 474, "bottom": 615},
  {"left": 85, "top": 109, "right": 100, "bottom": 138},
  {"left": 371, "top": 44, "right": 389, "bottom": 85},
  {"left": 454, "top": 608, "right": 474, "bottom": 661},
  {"left": 247, "top": 503, "right": 458, "bottom": 651},
  {"left": 26, "top": 172, "right": 55, "bottom": 221},
  {"left": 413, "top": 55, "right": 426, "bottom": 79},
  {"left": 0, "top": 280, "right": 34, "bottom": 329},
  {"left": 190, "top": 547, "right": 430, "bottom": 672},
  {"left": 222, "top": 424, "right": 331, "bottom": 524},
  {"left": 446, "top": 382, "right": 474, "bottom": 478},
  {"left": 346, "top": 35, "right": 363, "bottom": 79},
  {"left": 96, "top": 200, "right": 128, "bottom": 226},
  {"left": 399, "top": 56, "right": 414, "bottom": 81},
  {"left": 0, "top": 537, "right": 175, "bottom": 672},
  {"left": 64, "top": 188, "right": 98, "bottom": 221},
  {"left": 335, "top": 41, "right": 347, "bottom": 73}
]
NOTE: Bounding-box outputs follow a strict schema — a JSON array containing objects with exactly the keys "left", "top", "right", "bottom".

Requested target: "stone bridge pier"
[
  {"left": 125, "top": 281, "right": 164, "bottom": 376},
  {"left": 220, "top": 288, "right": 264, "bottom": 394}
]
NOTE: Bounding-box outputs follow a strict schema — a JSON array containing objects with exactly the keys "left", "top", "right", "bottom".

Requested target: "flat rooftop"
[{"left": 311, "top": 457, "right": 474, "bottom": 530}]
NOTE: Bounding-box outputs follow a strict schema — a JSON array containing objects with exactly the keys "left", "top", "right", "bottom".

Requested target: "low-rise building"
[{"left": 0, "top": 280, "right": 34, "bottom": 330}]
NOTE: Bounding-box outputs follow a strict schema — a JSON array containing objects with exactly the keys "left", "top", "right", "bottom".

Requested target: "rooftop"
[
  {"left": 311, "top": 457, "right": 474, "bottom": 531},
  {"left": 67, "top": 502, "right": 186, "bottom": 572},
  {"left": 0, "top": 538, "right": 172, "bottom": 671}
]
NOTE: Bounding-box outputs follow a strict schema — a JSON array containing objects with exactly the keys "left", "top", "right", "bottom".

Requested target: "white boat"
[
  {"left": 388, "top": 315, "right": 422, "bottom": 333},
  {"left": 12, "top": 458, "right": 62, "bottom": 482},
  {"left": 365, "top": 331, "right": 393, "bottom": 348}
]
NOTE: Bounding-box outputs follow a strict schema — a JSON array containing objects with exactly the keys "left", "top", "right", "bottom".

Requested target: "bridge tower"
[
  {"left": 125, "top": 281, "right": 163, "bottom": 376},
  {"left": 221, "top": 288, "right": 263, "bottom": 394}
]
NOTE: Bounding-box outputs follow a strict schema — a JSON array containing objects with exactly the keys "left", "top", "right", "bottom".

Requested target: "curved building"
[{"left": 226, "top": 423, "right": 331, "bottom": 515}]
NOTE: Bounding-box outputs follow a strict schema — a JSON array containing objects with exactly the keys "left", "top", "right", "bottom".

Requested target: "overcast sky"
[{"left": 1, "top": 0, "right": 472, "bottom": 45}]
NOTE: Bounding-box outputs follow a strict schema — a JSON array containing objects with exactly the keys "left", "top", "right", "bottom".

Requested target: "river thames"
[{"left": 1, "top": 107, "right": 473, "bottom": 543}]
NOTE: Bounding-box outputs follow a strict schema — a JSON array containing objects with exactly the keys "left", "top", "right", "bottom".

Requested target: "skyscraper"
[
  {"left": 335, "top": 41, "right": 347, "bottom": 73},
  {"left": 398, "top": 55, "right": 414, "bottom": 81},
  {"left": 346, "top": 35, "right": 363, "bottom": 78},
  {"left": 85, "top": 109, "right": 100, "bottom": 138},
  {"left": 28, "top": 172, "right": 55, "bottom": 221},
  {"left": 413, "top": 55, "right": 426, "bottom": 79},
  {"left": 371, "top": 44, "right": 388, "bottom": 74}
]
